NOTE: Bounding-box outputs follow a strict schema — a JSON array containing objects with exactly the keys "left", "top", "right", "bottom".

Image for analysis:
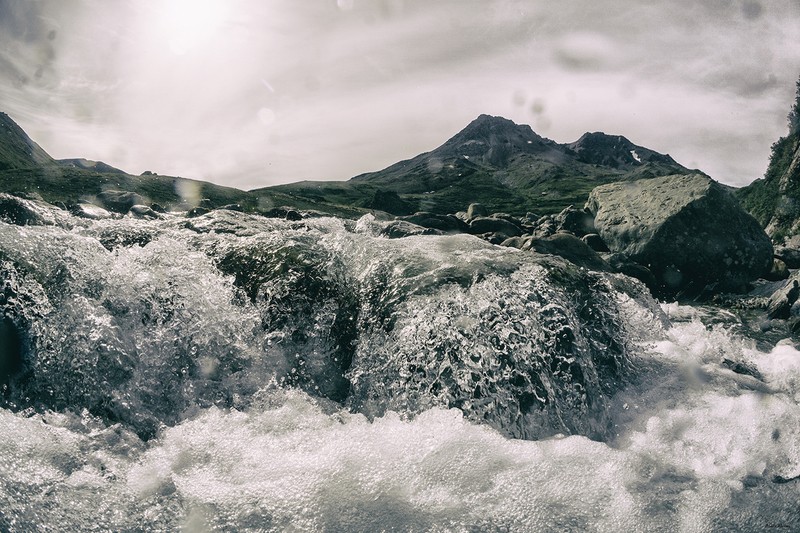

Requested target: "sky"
[{"left": 0, "top": 0, "right": 799, "bottom": 190}]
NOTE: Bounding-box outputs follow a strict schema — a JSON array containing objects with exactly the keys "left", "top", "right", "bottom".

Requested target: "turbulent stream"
[{"left": 0, "top": 206, "right": 799, "bottom": 532}]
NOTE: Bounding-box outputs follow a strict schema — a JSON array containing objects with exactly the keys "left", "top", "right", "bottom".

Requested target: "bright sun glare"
[{"left": 158, "top": 0, "right": 229, "bottom": 55}]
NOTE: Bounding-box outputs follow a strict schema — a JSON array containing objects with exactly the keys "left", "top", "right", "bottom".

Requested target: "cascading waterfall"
[{"left": 1, "top": 207, "right": 798, "bottom": 532}]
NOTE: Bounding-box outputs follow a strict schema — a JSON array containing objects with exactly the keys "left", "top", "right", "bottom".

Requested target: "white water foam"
[{"left": 2, "top": 309, "right": 799, "bottom": 532}]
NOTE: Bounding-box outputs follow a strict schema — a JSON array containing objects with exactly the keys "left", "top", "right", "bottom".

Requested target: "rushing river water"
[{"left": 0, "top": 206, "right": 798, "bottom": 532}]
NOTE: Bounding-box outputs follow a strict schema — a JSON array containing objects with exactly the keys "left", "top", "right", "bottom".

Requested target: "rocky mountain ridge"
[{"left": 268, "top": 114, "right": 690, "bottom": 216}]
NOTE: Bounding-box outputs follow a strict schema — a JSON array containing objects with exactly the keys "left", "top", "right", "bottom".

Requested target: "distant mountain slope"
[
  {"left": 0, "top": 112, "right": 289, "bottom": 214},
  {"left": 266, "top": 114, "right": 691, "bottom": 216},
  {"left": 57, "top": 158, "right": 127, "bottom": 175},
  {"left": 0, "top": 111, "right": 693, "bottom": 219},
  {"left": 0, "top": 112, "right": 56, "bottom": 170}
]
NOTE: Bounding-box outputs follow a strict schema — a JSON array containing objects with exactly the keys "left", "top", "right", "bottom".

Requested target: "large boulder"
[{"left": 586, "top": 174, "right": 773, "bottom": 294}]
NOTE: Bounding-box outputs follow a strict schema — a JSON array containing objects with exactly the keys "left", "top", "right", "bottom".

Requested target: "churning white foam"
[{"left": 2, "top": 307, "right": 799, "bottom": 532}]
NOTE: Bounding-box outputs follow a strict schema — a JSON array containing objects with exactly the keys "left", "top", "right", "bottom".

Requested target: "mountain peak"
[
  {"left": 439, "top": 114, "right": 548, "bottom": 168},
  {"left": 452, "top": 114, "right": 540, "bottom": 142},
  {"left": 568, "top": 131, "right": 677, "bottom": 169}
]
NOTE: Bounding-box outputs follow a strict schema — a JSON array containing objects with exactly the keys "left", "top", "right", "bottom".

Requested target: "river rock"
[
  {"left": 774, "top": 244, "right": 800, "bottom": 269},
  {"left": 554, "top": 206, "right": 596, "bottom": 237},
  {"left": 96, "top": 190, "right": 148, "bottom": 214},
  {"left": 399, "top": 212, "right": 468, "bottom": 233},
  {"left": 764, "top": 258, "right": 790, "bottom": 281},
  {"left": 586, "top": 174, "right": 773, "bottom": 294},
  {"left": 0, "top": 193, "right": 57, "bottom": 226},
  {"left": 187, "top": 207, "right": 210, "bottom": 218},
  {"left": 523, "top": 233, "right": 610, "bottom": 271},
  {"left": 128, "top": 205, "right": 161, "bottom": 219},
  {"left": 582, "top": 233, "right": 609, "bottom": 252},
  {"left": 468, "top": 216, "right": 522, "bottom": 237},
  {"left": 380, "top": 220, "right": 444, "bottom": 239},
  {"left": 71, "top": 202, "right": 113, "bottom": 220},
  {"left": 466, "top": 202, "right": 488, "bottom": 219},
  {"left": 767, "top": 272, "right": 800, "bottom": 319}
]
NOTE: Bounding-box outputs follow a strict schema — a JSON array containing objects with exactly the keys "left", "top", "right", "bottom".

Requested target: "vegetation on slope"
[{"left": 737, "top": 75, "right": 800, "bottom": 239}]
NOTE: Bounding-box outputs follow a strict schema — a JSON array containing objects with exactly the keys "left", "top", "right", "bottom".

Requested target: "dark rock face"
[{"left": 587, "top": 174, "right": 773, "bottom": 294}]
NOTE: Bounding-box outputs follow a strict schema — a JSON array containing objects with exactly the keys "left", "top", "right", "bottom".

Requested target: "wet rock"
[
  {"left": 187, "top": 207, "right": 210, "bottom": 218},
  {"left": 128, "top": 205, "right": 161, "bottom": 219},
  {"left": 150, "top": 203, "right": 167, "bottom": 213},
  {"left": 604, "top": 253, "right": 658, "bottom": 291},
  {"left": 587, "top": 174, "right": 773, "bottom": 294},
  {"left": 721, "top": 358, "right": 763, "bottom": 380},
  {"left": 70, "top": 202, "right": 113, "bottom": 220},
  {"left": 285, "top": 210, "right": 303, "bottom": 221},
  {"left": 767, "top": 274, "right": 800, "bottom": 319},
  {"left": 0, "top": 193, "right": 58, "bottom": 226},
  {"left": 582, "top": 233, "right": 609, "bottom": 252},
  {"left": 98, "top": 227, "right": 154, "bottom": 250},
  {"left": 380, "top": 220, "right": 444, "bottom": 239},
  {"left": 0, "top": 317, "right": 23, "bottom": 385},
  {"left": 468, "top": 216, "right": 522, "bottom": 237},
  {"left": 524, "top": 233, "right": 610, "bottom": 271},
  {"left": 218, "top": 204, "right": 244, "bottom": 212},
  {"left": 96, "top": 190, "right": 147, "bottom": 214}
]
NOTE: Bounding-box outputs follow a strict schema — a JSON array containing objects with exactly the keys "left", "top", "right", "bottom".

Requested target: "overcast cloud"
[{"left": 1, "top": 0, "right": 799, "bottom": 189}]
